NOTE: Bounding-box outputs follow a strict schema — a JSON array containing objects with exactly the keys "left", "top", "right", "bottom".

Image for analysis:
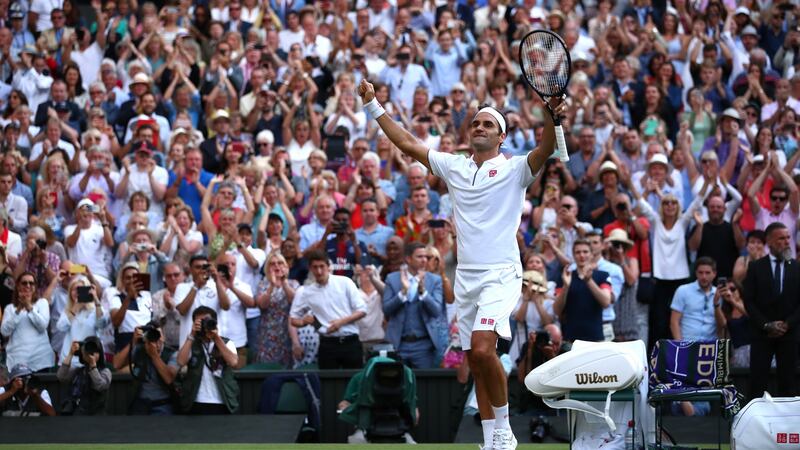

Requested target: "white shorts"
[{"left": 454, "top": 265, "right": 522, "bottom": 351}]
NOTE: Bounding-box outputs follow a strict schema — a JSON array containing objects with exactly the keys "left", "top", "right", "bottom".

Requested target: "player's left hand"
[{"left": 546, "top": 96, "right": 568, "bottom": 119}]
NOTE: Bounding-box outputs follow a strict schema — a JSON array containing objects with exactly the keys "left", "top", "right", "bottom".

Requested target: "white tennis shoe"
[{"left": 491, "top": 428, "right": 518, "bottom": 450}]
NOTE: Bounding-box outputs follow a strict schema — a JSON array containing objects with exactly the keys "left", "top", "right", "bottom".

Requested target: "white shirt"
[
  {"left": 105, "top": 288, "right": 153, "bottom": 333},
  {"left": 218, "top": 277, "right": 252, "bottom": 348},
  {"left": 123, "top": 113, "right": 171, "bottom": 148},
  {"left": 0, "top": 193, "right": 28, "bottom": 232},
  {"left": 301, "top": 34, "right": 332, "bottom": 66},
  {"left": 278, "top": 29, "right": 304, "bottom": 53},
  {"left": 175, "top": 280, "right": 223, "bottom": 345},
  {"left": 428, "top": 151, "right": 534, "bottom": 269},
  {"left": 287, "top": 139, "right": 316, "bottom": 177},
  {"left": 30, "top": 0, "right": 63, "bottom": 32},
  {"left": 71, "top": 42, "right": 104, "bottom": 89},
  {"left": 56, "top": 306, "right": 109, "bottom": 363},
  {"left": 1, "top": 299, "right": 55, "bottom": 372},
  {"left": 195, "top": 338, "right": 237, "bottom": 404},
  {"left": 638, "top": 195, "right": 704, "bottom": 280},
  {"left": 30, "top": 139, "right": 76, "bottom": 164},
  {"left": 12, "top": 68, "right": 53, "bottom": 112},
  {"left": 121, "top": 163, "right": 169, "bottom": 218},
  {"left": 3, "top": 230, "right": 21, "bottom": 259},
  {"left": 165, "top": 229, "right": 203, "bottom": 260},
  {"left": 289, "top": 275, "right": 366, "bottom": 337},
  {"left": 68, "top": 171, "right": 121, "bottom": 201},
  {"left": 63, "top": 223, "right": 111, "bottom": 279},
  {"left": 233, "top": 247, "right": 266, "bottom": 320},
  {"left": 0, "top": 386, "right": 53, "bottom": 415}
]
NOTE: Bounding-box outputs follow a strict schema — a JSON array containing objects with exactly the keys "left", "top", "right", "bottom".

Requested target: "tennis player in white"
[{"left": 358, "top": 79, "right": 565, "bottom": 450}]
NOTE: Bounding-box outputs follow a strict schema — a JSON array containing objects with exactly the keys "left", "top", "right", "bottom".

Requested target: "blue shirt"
[
  {"left": 355, "top": 224, "right": 395, "bottom": 256},
  {"left": 670, "top": 281, "right": 717, "bottom": 341},
  {"left": 425, "top": 40, "right": 467, "bottom": 97},
  {"left": 325, "top": 238, "right": 369, "bottom": 279},
  {"left": 167, "top": 169, "right": 214, "bottom": 221},
  {"left": 299, "top": 220, "right": 328, "bottom": 252},
  {"left": 379, "top": 63, "right": 431, "bottom": 111}
]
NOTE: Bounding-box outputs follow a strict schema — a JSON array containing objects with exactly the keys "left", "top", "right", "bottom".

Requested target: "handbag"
[{"left": 636, "top": 276, "right": 654, "bottom": 304}]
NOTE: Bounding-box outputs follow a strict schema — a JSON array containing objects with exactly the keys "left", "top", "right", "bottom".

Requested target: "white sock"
[
  {"left": 481, "top": 419, "right": 495, "bottom": 448},
  {"left": 493, "top": 404, "right": 510, "bottom": 430}
]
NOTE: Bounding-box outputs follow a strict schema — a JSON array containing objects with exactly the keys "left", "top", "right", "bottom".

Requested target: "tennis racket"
[{"left": 519, "top": 29, "right": 572, "bottom": 162}]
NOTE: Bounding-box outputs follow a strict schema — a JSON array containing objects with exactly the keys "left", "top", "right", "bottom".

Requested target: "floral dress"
[{"left": 253, "top": 278, "right": 300, "bottom": 367}]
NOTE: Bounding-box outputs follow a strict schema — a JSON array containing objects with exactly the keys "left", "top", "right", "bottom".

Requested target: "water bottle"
[{"left": 624, "top": 419, "right": 635, "bottom": 450}]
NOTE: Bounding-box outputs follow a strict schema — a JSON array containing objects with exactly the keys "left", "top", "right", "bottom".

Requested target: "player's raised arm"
[
  {"left": 358, "top": 79, "right": 432, "bottom": 171},
  {"left": 527, "top": 98, "right": 568, "bottom": 176}
]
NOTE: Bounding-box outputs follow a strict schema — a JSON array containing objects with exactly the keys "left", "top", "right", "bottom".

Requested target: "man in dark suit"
[
  {"left": 610, "top": 57, "right": 644, "bottom": 129},
  {"left": 225, "top": 1, "right": 252, "bottom": 37},
  {"left": 199, "top": 110, "right": 235, "bottom": 174},
  {"left": 34, "top": 79, "right": 85, "bottom": 133},
  {"left": 743, "top": 222, "right": 800, "bottom": 398},
  {"left": 383, "top": 242, "right": 445, "bottom": 369}
]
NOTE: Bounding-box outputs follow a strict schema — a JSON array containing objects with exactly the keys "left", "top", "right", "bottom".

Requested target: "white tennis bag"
[
  {"left": 524, "top": 340, "right": 654, "bottom": 448},
  {"left": 732, "top": 393, "right": 800, "bottom": 449}
]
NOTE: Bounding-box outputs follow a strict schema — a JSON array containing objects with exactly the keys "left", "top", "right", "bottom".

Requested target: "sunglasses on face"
[
  {"left": 561, "top": 204, "right": 574, "bottom": 209},
  {"left": 18, "top": 280, "right": 35, "bottom": 287},
  {"left": 771, "top": 196, "right": 788, "bottom": 201}
]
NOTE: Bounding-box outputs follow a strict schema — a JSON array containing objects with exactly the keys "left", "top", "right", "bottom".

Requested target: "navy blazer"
[{"left": 382, "top": 271, "right": 446, "bottom": 354}]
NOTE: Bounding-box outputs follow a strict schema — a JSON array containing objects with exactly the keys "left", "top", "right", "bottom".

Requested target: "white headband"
[{"left": 475, "top": 107, "right": 506, "bottom": 134}]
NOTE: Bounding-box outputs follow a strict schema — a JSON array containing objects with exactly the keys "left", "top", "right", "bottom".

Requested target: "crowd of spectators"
[{"left": 0, "top": 0, "right": 797, "bottom": 417}]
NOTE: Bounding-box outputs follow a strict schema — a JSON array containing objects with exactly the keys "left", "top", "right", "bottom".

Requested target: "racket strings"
[{"left": 521, "top": 34, "right": 569, "bottom": 97}]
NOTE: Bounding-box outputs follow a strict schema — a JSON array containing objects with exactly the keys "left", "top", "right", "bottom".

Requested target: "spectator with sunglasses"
[{"left": 747, "top": 152, "right": 799, "bottom": 257}]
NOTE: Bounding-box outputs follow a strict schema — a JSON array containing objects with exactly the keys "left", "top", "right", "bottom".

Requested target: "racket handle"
[{"left": 554, "top": 124, "right": 569, "bottom": 162}]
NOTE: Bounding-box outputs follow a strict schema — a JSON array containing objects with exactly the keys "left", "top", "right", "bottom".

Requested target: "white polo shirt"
[
  {"left": 175, "top": 280, "right": 223, "bottom": 345},
  {"left": 105, "top": 288, "right": 153, "bottom": 333},
  {"left": 218, "top": 278, "right": 252, "bottom": 348},
  {"left": 289, "top": 275, "right": 366, "bottom": 337},
  {"left": 233, "top": 247, "right": 266, "bottom": 320},
  {"left": 428, "top": 151, "right": 534, "bottom": 269}
]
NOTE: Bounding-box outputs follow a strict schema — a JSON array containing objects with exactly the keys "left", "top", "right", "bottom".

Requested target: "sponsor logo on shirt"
[
  {"left": 479, "top": 318, "right": 494, "bottom": 325},
  {"left": 488, "top": 170, "right": 497, "bottom": 177}
]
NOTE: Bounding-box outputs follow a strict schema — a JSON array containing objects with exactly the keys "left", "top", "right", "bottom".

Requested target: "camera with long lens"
[
  {"left": 201, "top": 317, "right": 217, "bottom": 334},
  {"left": 140, "top": 322, "right": 161, "bottom": 342},
  {"left": 74, "top": 339, "right": 101, "bottom": 360}
]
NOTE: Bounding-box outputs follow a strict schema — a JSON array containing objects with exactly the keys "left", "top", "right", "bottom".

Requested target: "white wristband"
[{"left": 364, "top": 98, "right": 386, "bottom": 119}]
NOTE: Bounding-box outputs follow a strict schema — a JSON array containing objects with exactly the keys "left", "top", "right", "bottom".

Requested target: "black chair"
[{"left": 364, "top": 361, "right": 414, "bottom": 443}]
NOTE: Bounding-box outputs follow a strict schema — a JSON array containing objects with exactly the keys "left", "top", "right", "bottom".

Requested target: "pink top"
[{"left": 756, "top": 206, "right": 798, "bottom": 258}]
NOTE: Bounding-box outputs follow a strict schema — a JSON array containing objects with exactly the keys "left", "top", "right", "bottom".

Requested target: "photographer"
[
  {"left": 175, "top": 255, "right": 231, "bottom": 345},
  {"left": 12, "top": 226, "right": 60, "bottom": 297},
  {"left": 0, "top": 364, "right": 55, "bottom": 417},
  {"left": 57, "top": 337, "right": 112, "bottom": 416},
  {"left": 176, "top": 306, "right": 239, "bottom": 415},
  {"left": 107, "top": 262, "right": 153, "bottom": 357},
  {"left": 320, "top": 208, "right": 368, "bottom": 279},
  {"left": 115, "top": 322, "right": 179, "bottom": 415}
]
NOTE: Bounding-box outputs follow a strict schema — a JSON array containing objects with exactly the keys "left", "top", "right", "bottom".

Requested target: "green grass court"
[
  {"left": 0, "top": 446, "right": 566, "bottom": 450},
  {"left": 0, "top": 445, "right": 731, "bottom": 450}
]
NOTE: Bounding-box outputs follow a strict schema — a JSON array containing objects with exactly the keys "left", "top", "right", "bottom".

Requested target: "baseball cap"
[
  {"left": 741, "top": 25, "right": 758, "bottom": 36},
  {"left": 735, "top": 6, "right": 751, "bottom": 16},
  {"left": 211, "top": 109, "right": 230, "bottom": 121},
  {"left": 77, "top": 198, "right": 95, "bottom": 210},
  {"left": 647, "top": 153, "right": 669, "bottom": 168},
  {"left": 133, "top": 140, "right": 155, "bottom": 155},
  {"left": 451, "top": 82, "right": 467, "bottom": 92}
]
